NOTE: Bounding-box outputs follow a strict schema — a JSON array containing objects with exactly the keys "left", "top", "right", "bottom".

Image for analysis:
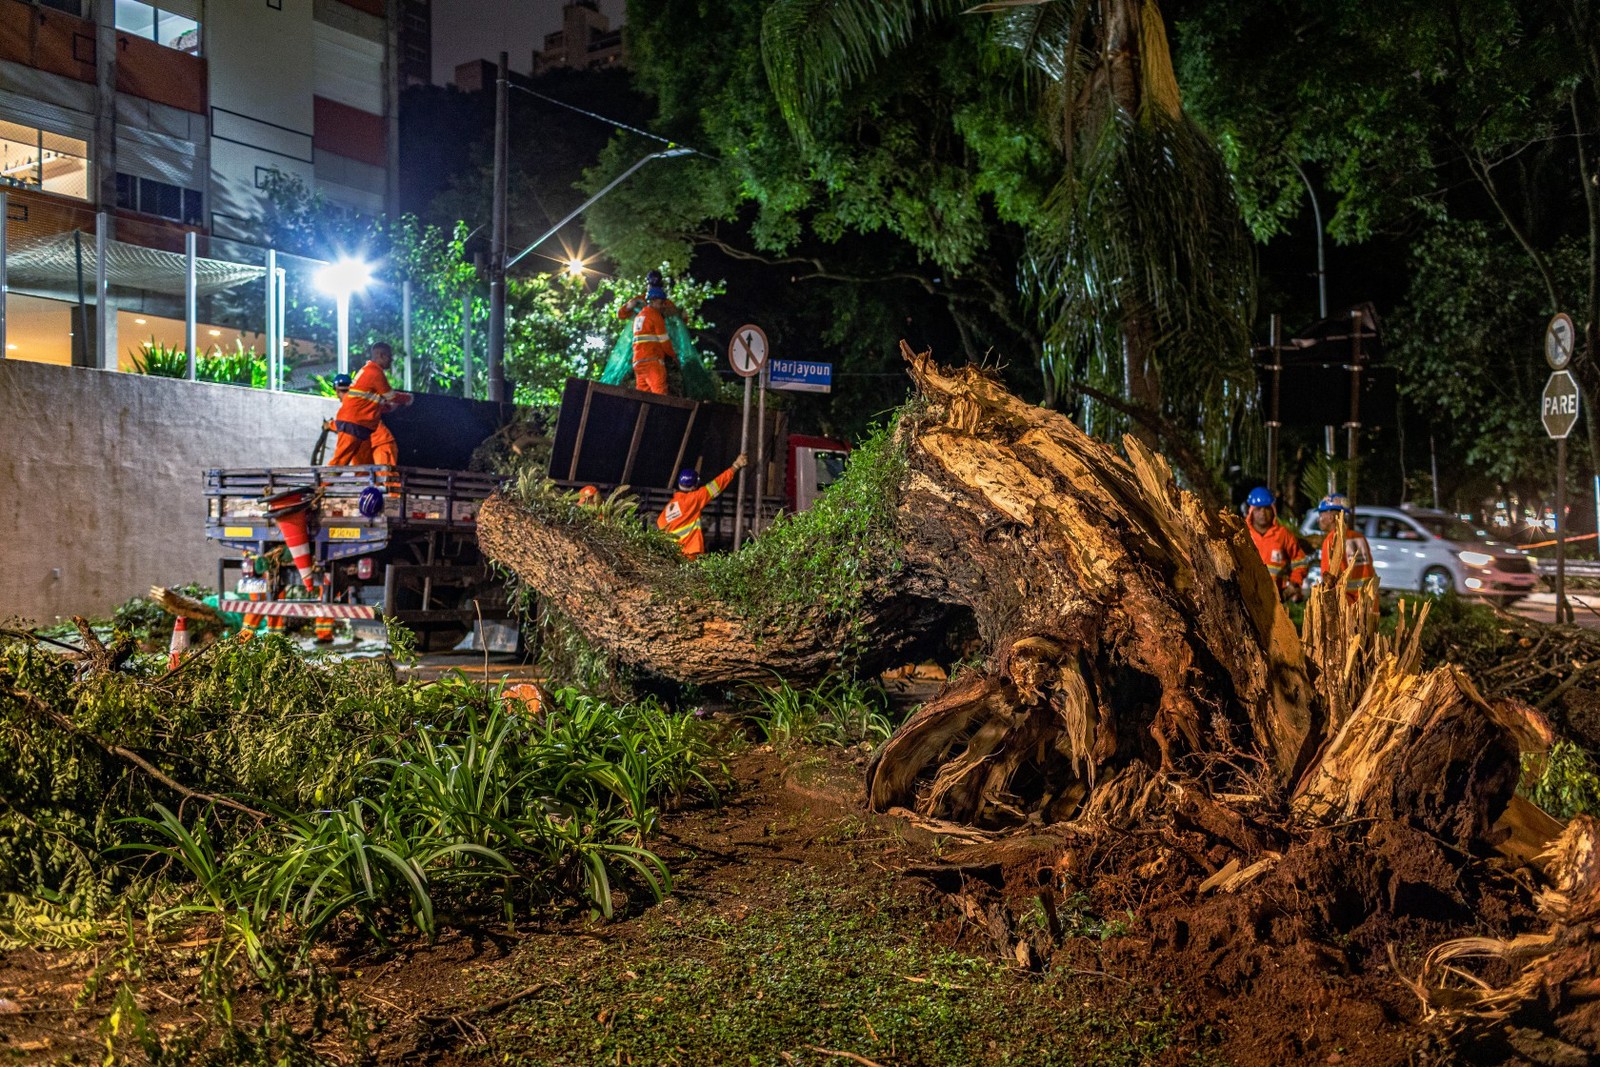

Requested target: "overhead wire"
[{"left": 509, "top": 83, "right": 712, "bottom": 157}]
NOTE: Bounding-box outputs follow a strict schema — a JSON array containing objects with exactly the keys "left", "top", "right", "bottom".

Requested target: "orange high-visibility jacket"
[
  {"left": 622, "top": 301, "right": 677, "bottom": 368},
  {"left": 335, "top": 360, "right": 394, "bottom": 432},
  {"left": 658, "top": 466, "right": 737, "bottom": 558},
  {"left": 1249, "top": 522, "right": 1312, "bottom": 591},
  {"left": 1320, "top": 523, "right": 1377, "bottom": 598}
]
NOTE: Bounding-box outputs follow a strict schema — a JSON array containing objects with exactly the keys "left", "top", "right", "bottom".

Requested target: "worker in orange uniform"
[
  {"left": 1316, "top": 494, "right": 1377, "bottom": 600},
  {"left": 659, "top": 455, "right": 748, "bottom": 559},
  {"left": 331, "top": 342, "right": 410, "bottom": 466},
  {"left": 619, "top": 271, "right": 680, "bottom": 395},
  {"left": 1244, "top": 487, "right": 1312, "bottom": 600},
  {"left": 326, "top": 342, "right": 406, "bottom": 467}
]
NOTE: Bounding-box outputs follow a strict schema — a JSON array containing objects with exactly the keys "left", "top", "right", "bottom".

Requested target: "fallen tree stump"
[
  {"left": 485, "top": 345, "right": 1552, "bottom": 849},
  {"left": 483, "top": 345, "right": 1580, "bottom": 1053}
]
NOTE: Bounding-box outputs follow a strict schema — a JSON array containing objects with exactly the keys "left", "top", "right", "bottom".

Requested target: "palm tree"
[{"left": 761, "top": 0, "right": 1255, "bottom": 504}]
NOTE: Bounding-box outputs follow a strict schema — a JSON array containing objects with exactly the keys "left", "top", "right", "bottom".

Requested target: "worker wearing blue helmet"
[
  {"left": 1244, "top": 487, "right": 1312, "bottom": 600},
  {"left": 658, "top": 453, "right": 748, "bottom": 558},
  {"left": 1316, "top": 494, "right": 1376, "bottom": 600}
]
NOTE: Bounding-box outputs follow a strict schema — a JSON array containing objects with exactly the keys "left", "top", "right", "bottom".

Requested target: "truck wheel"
[{"left": 1421, "top": 567, "right": 1454, "bottom": 598}]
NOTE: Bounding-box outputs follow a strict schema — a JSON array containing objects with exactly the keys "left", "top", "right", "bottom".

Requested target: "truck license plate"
[
  {"left": 327, "top": 527, "right": 362, "bottom": 540},
  {"left": 223, "top": 526, "right": 254, "bottom": 538}
]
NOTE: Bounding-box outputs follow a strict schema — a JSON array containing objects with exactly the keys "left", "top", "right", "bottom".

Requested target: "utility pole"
[
  {"left": 1266, "top": 313, "right": 1282, "bottom": 495},
  {"left": 487, "top": 51, "right": 509, "bottom": 404},
  {"left": 1346, "top": 308, "right": 1363, "bottom": 507}
]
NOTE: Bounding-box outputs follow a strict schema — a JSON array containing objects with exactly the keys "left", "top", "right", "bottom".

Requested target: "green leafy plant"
[
  {"left": 743, "top": 673, "right": 896, "bottom": 747},
  {"left": 1524, "top": 740, "right": 1600, "bottom": 820},
  {"left": 129, "top": 338, "right": 267, "bottom": 387}
]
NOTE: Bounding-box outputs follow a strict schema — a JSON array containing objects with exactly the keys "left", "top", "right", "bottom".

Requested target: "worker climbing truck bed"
[{"left": 203, "top": 394, "right": 513, "bottom": 648}]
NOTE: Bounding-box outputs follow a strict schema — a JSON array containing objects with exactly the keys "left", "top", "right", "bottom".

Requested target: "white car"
[{"left": 1299, "top": 506, "right": 1538, "bottom": 601}]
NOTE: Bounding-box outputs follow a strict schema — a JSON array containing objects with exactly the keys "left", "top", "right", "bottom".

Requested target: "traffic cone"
[
  {"left": 313, "top": 617, "right": 335, "bottom": 642},
  {"left": 264, "top": 487, "right": 319, "bottom": 592},
  {"left": 167, "top": 616, "right": 189, "bottom": 669},
  {"left": 239, "top": 577, "right": 267, "bottom": 633}
]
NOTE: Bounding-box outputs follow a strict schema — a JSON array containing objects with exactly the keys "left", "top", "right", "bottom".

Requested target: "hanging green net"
[{"left": 600, "top": 314, "right": 720, "bottom": 400}]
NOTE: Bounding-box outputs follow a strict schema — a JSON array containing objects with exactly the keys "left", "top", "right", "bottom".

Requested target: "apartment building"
[
  {"left": 532, "top": 1, "right": 621, "bottom": 75},
  {"left": 0, "top": 0, "right": 401, "bottom": 366}
]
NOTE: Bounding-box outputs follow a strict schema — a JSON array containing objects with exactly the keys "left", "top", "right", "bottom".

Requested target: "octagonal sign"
[{"left": 1542, "top": 370, "right": 1581, "bottom": 439}]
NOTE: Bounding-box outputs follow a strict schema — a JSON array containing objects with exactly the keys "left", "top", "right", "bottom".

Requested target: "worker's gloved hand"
[
  {"left": 733, "top": 454, "right": 749, "bottom": 471},
  {"left": 390, "top": 392, "right": 413, "bottom": 408},
  {"left": 1285, "top": 583, "right": 1303, "bottom": 603}
]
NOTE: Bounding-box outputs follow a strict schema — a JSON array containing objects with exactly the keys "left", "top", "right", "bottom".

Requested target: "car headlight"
[{"left": 1458, "top": 550, "right": 1494, "bottom": 568}]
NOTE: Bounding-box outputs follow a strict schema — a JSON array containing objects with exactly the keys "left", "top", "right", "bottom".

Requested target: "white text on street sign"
[
  {"left": 1542, "top": 370, "right": 1581, "bottom": 439},
  {"left": 767, "top": 359, "right": 832, "bottom": 393}
]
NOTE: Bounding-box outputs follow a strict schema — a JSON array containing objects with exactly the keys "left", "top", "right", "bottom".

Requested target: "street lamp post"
[{"left": 315, "top": 256, "right": 375, "bottom": 375}]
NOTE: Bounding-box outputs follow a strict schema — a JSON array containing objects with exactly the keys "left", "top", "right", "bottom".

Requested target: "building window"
[
  {"left": 116, "top": 173, "right": 203, "bottom": 225},
  {"left": 115, "top": 0, "right": 202, "bottom": 55},
  {"left": 0, "top": 119, "right": 91, "bottom": 200}
]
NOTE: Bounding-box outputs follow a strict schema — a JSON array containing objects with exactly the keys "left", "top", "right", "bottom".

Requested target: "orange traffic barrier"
[
  {"left": 167, "top": 616, "right": 189, "bottom": 669},
  {"left": 264, "top": 487, "right": 319, "bottom": 592}
]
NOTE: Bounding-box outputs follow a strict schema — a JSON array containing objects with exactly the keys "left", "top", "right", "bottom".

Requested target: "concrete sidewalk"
[{"left": 1519, "top": 591, "right": 1600, "bottom": 607}]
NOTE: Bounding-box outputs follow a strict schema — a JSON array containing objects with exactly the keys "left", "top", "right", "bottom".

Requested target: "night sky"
[{"left": 429, "top": 0, "right": 627, "bottom": 84}]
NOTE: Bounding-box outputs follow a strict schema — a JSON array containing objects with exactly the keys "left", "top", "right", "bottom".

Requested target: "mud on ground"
[{"left": 0, "top": 746, "right": 1546, "bottom": 1066}]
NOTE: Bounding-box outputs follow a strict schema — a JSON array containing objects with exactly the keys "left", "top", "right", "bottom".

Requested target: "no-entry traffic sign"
[
  {"left": 728, "top": 325, "right": 768, "bottom": 378},
  {"left": 1542, "top": 370, "right": 1581, "bottom": 439}
]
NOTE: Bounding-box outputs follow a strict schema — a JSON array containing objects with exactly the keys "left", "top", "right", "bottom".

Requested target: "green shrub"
[
  {"left": 1523, "top": 740, "right": 1600, "bottom": 820},
  {"left": 743, "top": 673, "right": 896, "bottom": 747},
  {"left": 130, "top": 338, "right": 267, "bottom": 387},
  {"left": 0, "top": 630, "right": 726, "bottom": 947}
]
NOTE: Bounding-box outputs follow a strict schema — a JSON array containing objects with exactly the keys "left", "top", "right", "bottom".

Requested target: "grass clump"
[{"left": 743, "top": 672, "right": 897, "bottom": 747}]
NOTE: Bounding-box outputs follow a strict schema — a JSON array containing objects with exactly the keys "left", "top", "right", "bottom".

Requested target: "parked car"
[{"left": 1298, "top": 506, "right": 1537, "bottom": 601}]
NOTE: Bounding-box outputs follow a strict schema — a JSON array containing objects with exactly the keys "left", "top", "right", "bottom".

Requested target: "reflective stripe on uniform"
[
  {"left": 633, "top": 332, "right": 669, "bottom": 344},
  {"left": 346, "top": 387, "right": 389, "bottom": 403}
]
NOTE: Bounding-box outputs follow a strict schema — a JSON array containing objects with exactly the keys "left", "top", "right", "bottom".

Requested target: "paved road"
[{"left": 1509, "top": 591, "right": 1600, "bottom": 631}]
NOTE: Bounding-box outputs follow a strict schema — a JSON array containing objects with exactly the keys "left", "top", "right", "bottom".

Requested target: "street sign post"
[
  {"left": 768, "top": 359, "right": 833, "bottom": 393},
  {"left": 728, "top": 326, "right": 768, "bottom": 548},
  {"left": 1544, "top": 366, "right": 1582, "bottom": 623}
]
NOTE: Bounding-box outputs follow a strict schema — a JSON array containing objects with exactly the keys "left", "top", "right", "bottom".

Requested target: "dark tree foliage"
[{"left": 1177, "top": 0, "right": 1600, "bottom": 511}]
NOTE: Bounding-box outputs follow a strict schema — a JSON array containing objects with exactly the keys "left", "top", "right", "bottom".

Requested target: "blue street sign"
[{"left": 767, "top": 359, "right": 832, "bottom": 393}]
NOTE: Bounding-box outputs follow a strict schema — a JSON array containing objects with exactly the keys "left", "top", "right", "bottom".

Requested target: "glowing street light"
[
  {"left": 315, "top": 256, "right": 375, "bottom": 374},
  {"left": 564, "top": 256, "right": 586, "bottom": 278}
]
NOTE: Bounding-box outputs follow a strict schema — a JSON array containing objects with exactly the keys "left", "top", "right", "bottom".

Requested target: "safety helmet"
[
  {"left": 1317, "top": 494, "right": 1352, "bottom": 514},
  {"left": 333, "top": 373, "right": 352, "bottom": 390},
  {"left": 577, "top": 485, "right": 600, "bottom": 505},
  {"left": 1245, "top": 487, "right": 1276, "bottom": 509},
  {"left": 677, "top": 468, "right": 700, "bottom": 491},
  {"left": 646, "top": 268, "right": 664, "bottom": 287},
  {"left": 357, "top": 484, "right": 385, "bottom": 518}
]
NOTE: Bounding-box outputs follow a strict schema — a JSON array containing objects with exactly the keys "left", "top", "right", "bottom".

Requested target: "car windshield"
[{"left": 1412, "top": 515, "right": 1489, "bottom": 542}]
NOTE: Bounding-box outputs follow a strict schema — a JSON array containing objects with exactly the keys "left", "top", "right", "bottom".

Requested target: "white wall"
[{"left": 0, "top": 360, "right": 334, "bottom": 623}]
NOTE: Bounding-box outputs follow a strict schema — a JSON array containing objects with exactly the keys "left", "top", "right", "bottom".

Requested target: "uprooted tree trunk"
[
  {"left": 483, "top": 345, "right": 1586, "bottom": 1051},
  {"left": 483, "top": 344, "right": 1552, "bottom": 848}
]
